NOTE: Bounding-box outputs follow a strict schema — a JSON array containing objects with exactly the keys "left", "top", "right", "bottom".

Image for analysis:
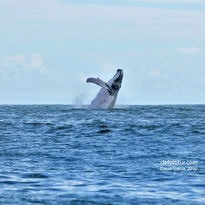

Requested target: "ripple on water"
[
  {"left": 97, "top": 129, "right": 112, "bottom": 134},
  {"left": 22, "top": 173, "right": 49, "bottom": 179}
]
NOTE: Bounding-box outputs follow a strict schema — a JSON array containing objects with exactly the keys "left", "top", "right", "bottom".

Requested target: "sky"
[{"left": 0, "top": 0, "right": 205, "bottom": 105}]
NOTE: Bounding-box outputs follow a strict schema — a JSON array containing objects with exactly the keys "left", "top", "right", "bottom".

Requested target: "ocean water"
[{"left": 0, "top": 105, "right": 205, "bottom": 205}]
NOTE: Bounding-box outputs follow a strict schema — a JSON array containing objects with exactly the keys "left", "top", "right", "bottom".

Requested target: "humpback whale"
[{"left": 87, "top": 69, "right": 123, "bottom": 109}]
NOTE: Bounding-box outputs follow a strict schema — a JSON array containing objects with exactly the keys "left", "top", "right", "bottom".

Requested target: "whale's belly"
[{"left": 89, "top": 88, "right": 117, "bottom": 109}]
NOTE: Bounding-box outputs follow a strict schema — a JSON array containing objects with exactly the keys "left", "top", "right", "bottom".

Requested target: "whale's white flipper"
[
  {"left": 87, "top": 78, "right": 113, "bottom": 95},
  {"left": 87, "top": 69, "right": 123, "bottom": 109}
]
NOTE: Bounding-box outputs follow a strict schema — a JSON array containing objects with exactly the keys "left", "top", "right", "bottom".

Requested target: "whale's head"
[{"left": 108, "top": 69, "right": 123, "bottom": 94}]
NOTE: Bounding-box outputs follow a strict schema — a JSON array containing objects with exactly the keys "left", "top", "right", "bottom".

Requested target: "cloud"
[
  {"left": 2, "top": 53, "right": 47, "bottom": 73},
  {"left": 30, "top": 53, "right": 46, "bottom": 72},
  {"left": 178, "top": 47, "right": 202, "bottom": 54},
  {"left": 2, "top": 54, "right": 28, "bottom": 69}
]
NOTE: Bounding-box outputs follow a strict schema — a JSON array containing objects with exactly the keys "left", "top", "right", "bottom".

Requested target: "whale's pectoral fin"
[{"left": 87, "top": 77, "right": 113, "bottom": 95}]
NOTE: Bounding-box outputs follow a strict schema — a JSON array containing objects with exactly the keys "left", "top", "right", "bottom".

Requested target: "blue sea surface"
[{"left": 0, "top": 105, "right": 205, "bottom": 204}]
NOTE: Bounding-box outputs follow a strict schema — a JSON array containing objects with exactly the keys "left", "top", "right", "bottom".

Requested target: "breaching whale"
[{"left": 87, "top": 69, "right": 123, "bottom": 109}]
